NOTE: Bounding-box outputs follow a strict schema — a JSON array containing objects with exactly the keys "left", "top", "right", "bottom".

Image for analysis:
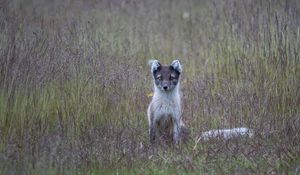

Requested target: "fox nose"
[{"left": 163, "top": 86, "right": 168, "bottom": 90}]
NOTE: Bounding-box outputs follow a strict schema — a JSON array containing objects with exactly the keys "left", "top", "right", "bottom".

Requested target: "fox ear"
[
  {"left": 148, "top": 59, "right": 161, "bottom": 73},
  {"left": 170, "top": 60, "right": 182, "bottom": 73}
]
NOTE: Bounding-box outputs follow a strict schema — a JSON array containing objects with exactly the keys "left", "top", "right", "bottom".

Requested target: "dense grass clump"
[{"left": 0, "top": 0, "right": 299, "bottom": 174}]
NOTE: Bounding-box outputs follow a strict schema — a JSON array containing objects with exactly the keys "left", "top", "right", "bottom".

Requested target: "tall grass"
[{"left": 0, "top": 0, "right": 299, "bottom": 174}]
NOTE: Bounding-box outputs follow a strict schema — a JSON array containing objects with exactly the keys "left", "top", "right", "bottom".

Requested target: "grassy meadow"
[{"left": 0, "top": 0, "right": 299, "bottom": 174}]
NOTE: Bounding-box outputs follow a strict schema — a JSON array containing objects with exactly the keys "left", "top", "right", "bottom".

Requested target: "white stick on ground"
[{"left": 193, "top": 127, "right": 254, "bottom": 150}]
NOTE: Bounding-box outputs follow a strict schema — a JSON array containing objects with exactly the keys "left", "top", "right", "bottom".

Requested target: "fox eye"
[
  {"left": 156, "top": 75, "right": 162, "bottom": 80},
  {"left": 170, "top": 74, "right": 176, "bottom": 80}
]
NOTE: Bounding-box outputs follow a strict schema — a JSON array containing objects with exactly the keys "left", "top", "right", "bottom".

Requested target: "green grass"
[{"left": 0, "top": 0, "right": 299, "bottom": 174}]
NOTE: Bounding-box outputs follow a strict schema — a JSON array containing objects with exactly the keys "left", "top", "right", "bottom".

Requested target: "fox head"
[{"left": 149, "top": 59, "right": 182, "bottom": 92}]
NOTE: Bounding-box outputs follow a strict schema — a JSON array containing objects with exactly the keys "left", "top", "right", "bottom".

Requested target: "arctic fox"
[{"left": 147, "top": 59, "right": 184, "bottom": 144}]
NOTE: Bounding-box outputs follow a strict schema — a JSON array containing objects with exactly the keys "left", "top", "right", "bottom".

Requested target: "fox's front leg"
[
  {"left": 148, "top": 105, "right": 156, "bottom": 143},
  {"left": 173, "top": 118, "right": 180, "bottom": 144},
  {"left": 150, "top": 120, "right": 156, "bottom": 143},
  {"left": 149, "top": 112, "right": 157, "bottom": 143}
]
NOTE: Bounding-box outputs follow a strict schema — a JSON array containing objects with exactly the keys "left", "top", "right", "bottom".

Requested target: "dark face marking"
[{"left": 153, "top": 65, "right": 180, "bottom": 91}]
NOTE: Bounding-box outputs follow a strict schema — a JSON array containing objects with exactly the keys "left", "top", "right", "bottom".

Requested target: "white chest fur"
[{"left": 151, "top": 85, "right": 181, "bottom": 120}]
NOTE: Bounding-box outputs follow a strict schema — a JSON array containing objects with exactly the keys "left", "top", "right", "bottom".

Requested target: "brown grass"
[{"left": 0, "top": 0, "right": 299, "bottom": 174}]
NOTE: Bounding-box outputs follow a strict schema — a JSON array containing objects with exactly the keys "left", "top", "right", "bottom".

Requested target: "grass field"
[{"left": 0, "top": 0, "right": 299, "bottom": 174}]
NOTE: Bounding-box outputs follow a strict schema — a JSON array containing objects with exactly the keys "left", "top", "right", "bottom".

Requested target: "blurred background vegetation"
[{"left": 0, "top": 0, "right": 299, "bottom": 174}]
